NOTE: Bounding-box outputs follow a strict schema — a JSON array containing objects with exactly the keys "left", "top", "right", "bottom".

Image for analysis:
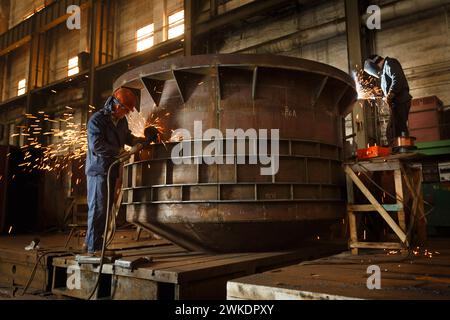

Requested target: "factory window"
[
  {"left": 137, "top": 24, "right": 155, "bottom": 52},
  {"left": 8, "top": 123, "right": 24, "bottom": 147},
  {"left": 17, "top": 79, "right": 26, "bottom": 96},
  {"left": 168, "top": 10, "right": 184, "bottom": 39},
  {"left": 68, "top": 56, "right": 79, "bottom": 77}
]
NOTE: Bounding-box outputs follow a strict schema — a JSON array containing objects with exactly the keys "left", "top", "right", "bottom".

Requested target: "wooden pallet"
[{"left": 51, "top": 241, "right": 346, "bottom": 300}]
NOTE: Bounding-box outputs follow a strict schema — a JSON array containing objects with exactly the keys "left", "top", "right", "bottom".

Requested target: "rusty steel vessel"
[{"left": 114, "top": 54, "right": 357, "bottom": 252}]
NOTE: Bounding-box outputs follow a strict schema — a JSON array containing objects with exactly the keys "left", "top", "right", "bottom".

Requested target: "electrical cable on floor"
[{"left": 20, "top": 248, "right": 81, "bottom": 297}]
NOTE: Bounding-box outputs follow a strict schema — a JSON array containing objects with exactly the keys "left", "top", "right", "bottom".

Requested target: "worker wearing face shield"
[
  {"left": 85, "top": 87, "right": 160, "bottom": 254},
  {"left": 364, "top": 55, "right": 412, "bottom": 146}
]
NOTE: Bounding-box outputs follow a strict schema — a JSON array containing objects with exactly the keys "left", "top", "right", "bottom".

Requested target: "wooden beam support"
[
  {"left": 348, "top": 211, "right": 358, "bottom": 255},
  {"left": 350, "top": 242, "right": 404, "bottom": 250},
  {"left": 394, "top": 168, "right": 407, "bottom": 232},
  {"left": 351, "top": 161, "right": 401, "bottom": 172},
  {"left": 345, "top": 166, "right": 408, "bottom": 244},
  {"left": 348, "top": 204, "right": 403, "bottom": 212}
]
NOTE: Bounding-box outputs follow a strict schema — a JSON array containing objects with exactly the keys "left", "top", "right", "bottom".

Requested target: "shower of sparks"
[
  {"left": 352, "top": 69, "right": 383, "bottom": 100},
  {"left": 126, "top": 109, "right": 147, "bottom": 138},
  {"left": 13, "top": 107, "right": 170, "bottom": 173},
  {"left": 387, "top": 247, "right": 441, "bottom": 259},
  {"left": 12, "top": 111, "right": 89, "bottom": 172},
  {"left": 126, "top": 109, "right": 169, "bottom": 139}
]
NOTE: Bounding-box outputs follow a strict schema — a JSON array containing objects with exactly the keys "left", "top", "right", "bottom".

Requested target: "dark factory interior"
[{"left": 0, "top": 0, "right": 450, "bottom": 305}]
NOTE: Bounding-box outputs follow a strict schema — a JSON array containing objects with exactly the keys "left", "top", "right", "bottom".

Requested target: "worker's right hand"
[{"left": 144, "top": 126, "right": 160, "bottom": 144}]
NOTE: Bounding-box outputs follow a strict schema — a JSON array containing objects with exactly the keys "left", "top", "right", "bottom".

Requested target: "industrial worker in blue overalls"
[
  {"left": 364, "top": 55, "right": 413, "bottom": 146},
  {"left": 85, "top": 87, "right": 159, "bottom": 254}
]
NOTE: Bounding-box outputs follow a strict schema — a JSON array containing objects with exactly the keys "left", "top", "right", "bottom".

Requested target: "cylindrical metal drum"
[{"left": 114, "top": 54, "right": 356, "bottom": 252}]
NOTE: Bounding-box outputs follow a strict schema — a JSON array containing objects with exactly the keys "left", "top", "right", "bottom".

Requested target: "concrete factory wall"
[
  {"left": 2, "top": 45, "right": 30, "bottom": 101},
  {"left": 47, "top": 11, "right": 89, "bottom": 84},
  {"left": 375, "top": 7, "right": 450, "bottom": 106},
  {"left": 8, "top": 0, "right": 45, "bottom": 29},
  {"left": 218, "top": 1, "right": 349, "bottom": 72},
  {"left": 116, "top": 0, "right": 183, "bottom": 58},
  {"left": 116, "top": 0, "right": 155, "bottom": 58},
  {"left": 0, "top": 106, "right": 26, "bottom": 146},
  {"left": 218, "top": 0, "right": 450, "bottom": 106}
]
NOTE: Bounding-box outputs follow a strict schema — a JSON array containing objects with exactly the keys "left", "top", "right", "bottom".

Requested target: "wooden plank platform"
[
  {"left": 51, "top": 241, "right": 346, "bottom": 300},
  {"left": 227, "top": 239, "right": 450, "bottom": 300}
]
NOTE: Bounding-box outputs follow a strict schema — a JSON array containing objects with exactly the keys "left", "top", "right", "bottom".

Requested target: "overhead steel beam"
[
  {"left": 184, "top": 0, "right": 195, "bottom": 56},
  {"left": 88, "top": 0, "right": 101, "bottom": 109},
  {"left": 195, "top": 0, "right": 293, "bottom": 36},
  {"left": 345, "top": 0, "right": 364, "bottom": 72}
]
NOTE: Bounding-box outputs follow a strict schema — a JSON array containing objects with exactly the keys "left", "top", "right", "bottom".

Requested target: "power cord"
[
  {"left": 86, "top": 143, "right": 143, "bottom": 300},
  {"left": 21, "top": 248, "right": 81, "bottom": 297}
]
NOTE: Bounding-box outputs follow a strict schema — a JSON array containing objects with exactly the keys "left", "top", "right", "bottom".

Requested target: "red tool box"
[{"left": 357, "top": 146, "right": 390, "bottom": 160}]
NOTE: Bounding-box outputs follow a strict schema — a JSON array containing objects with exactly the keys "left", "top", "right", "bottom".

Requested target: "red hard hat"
[{"left": 113, "top": 87, "right": 137, "bottom": 111}]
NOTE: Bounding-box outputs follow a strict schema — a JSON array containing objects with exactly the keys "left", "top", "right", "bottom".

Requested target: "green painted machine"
[{"left": 416, "top": 139, "right": 450, "bottom": 236}]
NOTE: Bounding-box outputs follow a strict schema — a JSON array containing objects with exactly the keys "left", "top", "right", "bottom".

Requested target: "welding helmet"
[{"left": 364, "top": 55, "right": 383, "bottom": 78}]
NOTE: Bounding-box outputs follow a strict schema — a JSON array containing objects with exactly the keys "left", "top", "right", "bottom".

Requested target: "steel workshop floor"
[
  {"left": 0, "top": 230, "right": 347, "bottom": 300},
  {"left": 0, "top": 229, "right": 161, "bottom": 298},
  {"left": 51, "top": 241, "right": 346, "bottom": 300},
  {"left": 227, "top": 239, "right": 450, "bottom": 300}
]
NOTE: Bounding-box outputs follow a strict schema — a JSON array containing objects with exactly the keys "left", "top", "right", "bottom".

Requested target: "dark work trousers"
[
  {"left": 85, "top": 173, "right": 117, "bottom": 253},
  {"left": 386, "top": 100, "right": 411, "bottom": 146}
]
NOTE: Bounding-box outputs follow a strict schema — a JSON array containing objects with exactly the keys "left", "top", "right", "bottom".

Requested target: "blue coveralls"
[
  {"left": 380, "top": 57, "right": 413, "bottom": 145},
  {"left": 85, "top": 106, "right": 142, "bottom": 253}
]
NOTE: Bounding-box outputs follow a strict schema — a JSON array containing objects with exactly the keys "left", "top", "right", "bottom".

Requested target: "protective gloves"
[{"left": 144, "top": 125, "right": 160, "bottom": 145}]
